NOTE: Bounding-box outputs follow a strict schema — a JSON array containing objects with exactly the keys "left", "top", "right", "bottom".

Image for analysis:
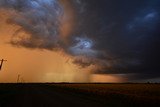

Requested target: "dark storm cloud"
[
  {"left": 0, "top": 0, "right": 63, "bottom": 50},
  {"left": 1, "top": 0, "right": 160, "bottom": 81},
  {"left": 73, "top": 57, "right": 95, "bottom": 68},
  {"left": 72, "top": 0, "right": 160, "bottom": 80}
]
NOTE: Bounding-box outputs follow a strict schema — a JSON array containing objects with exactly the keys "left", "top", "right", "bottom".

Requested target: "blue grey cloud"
[{"left": 0, "top": 0, "right": 63, "bottom": 49}]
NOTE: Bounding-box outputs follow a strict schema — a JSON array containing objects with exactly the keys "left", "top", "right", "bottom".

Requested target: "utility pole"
[
  {"left": 0, "top": 59, "right": 7, "bottom": 71},
  {"left": 17, "top": 74, "right": 21, "bottom": 83}
]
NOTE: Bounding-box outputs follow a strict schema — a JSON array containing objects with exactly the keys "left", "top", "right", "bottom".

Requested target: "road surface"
[{"left": 0, "top": 84, "right": 106, "bottom": 107}]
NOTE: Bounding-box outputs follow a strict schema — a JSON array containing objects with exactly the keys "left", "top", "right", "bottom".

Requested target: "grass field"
[
  {"left": 0, "top": 83, "right": 160, "bottom": 107},
  {"left": 50, "top": 83, "right": 160, "bottom": 106}
]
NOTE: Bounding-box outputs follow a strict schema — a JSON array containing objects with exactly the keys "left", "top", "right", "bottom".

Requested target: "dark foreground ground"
[{"left": 0, "top": 83, "right": 160, "bottom": 107}]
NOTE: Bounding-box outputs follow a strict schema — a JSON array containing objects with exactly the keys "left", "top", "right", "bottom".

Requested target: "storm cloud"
[
  {"left": 0, "top": 0, "right": 63, "bottom": 50},
  {"left": 1, "top": 0, "right": 160, "bottom": 81},
  {"left": 71, "top": 0, "right": 160, "bottom": 80}
]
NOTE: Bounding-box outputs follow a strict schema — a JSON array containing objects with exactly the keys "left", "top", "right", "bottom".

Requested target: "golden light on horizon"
[{"left": 91, "top": 74, "right": 125, "bottom": 83}]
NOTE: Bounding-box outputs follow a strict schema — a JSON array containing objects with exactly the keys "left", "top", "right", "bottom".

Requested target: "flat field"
[{"left": 0, "top": 83, "right": 160, "bottom": 107}]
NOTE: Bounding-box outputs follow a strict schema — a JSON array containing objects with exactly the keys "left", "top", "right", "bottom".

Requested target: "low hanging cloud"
[
  {"left": 0, "top": 0, "right": 63, "bottom": 50},
  {"left": 70, "top": 0, "right": 160, "bottom": 81}
]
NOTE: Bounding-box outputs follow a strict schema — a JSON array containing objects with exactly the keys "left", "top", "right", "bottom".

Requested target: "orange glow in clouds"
[
  {"left": 0, "top": 1, "right": 123, "bottom": 83},
  {"left": 59, "top": 0, "right": 76, "bottom": 43}
]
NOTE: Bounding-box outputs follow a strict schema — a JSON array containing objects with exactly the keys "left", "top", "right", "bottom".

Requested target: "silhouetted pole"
[
  {"left": 17, "top": 74, "right": 21, "bottom": 83},
  {"left": 0, "top": 59, "right": 7, "bottom": 71}
]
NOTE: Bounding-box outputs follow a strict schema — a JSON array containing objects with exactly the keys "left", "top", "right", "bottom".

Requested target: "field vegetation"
[
  {"left": 0, "top": 83, "right": 160, "bottom": 107},
  {"left": 51, "top": 83, "right": 160, "bottom": 106}
]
